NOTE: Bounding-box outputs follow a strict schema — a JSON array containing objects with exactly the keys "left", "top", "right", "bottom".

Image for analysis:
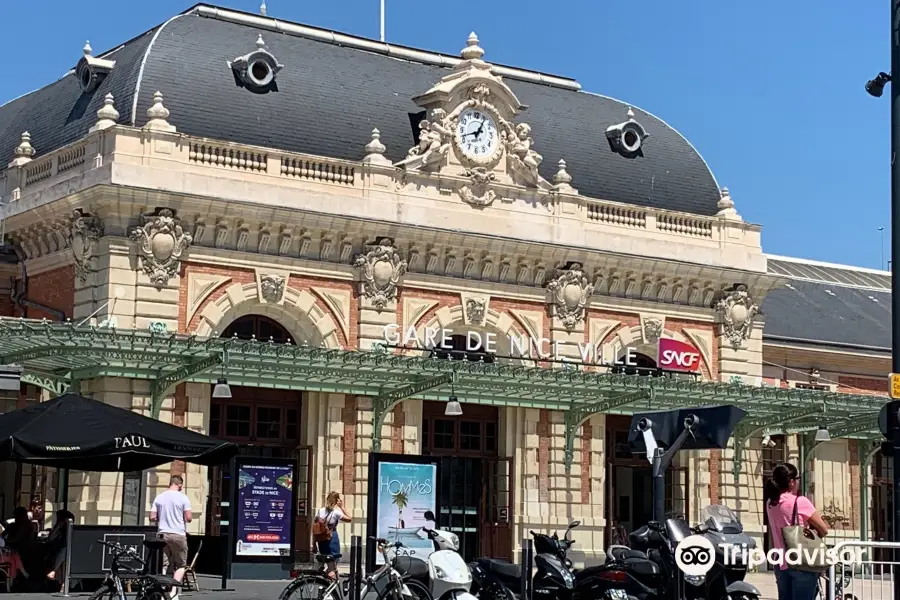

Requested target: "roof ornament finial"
[
  {"left": 256, "top": 34, "right": 266, "bottom": 49},
  {"left": 362, "top": 128, "right": 391, "bottom": 166},
  {"left": 626, "top": 106, "right": 635, "bottom": 119},
  {"left": 8, "top": 132, "right": 35, "bottom": 168},
  {"left": 553, "top": 159, "right": 577, "bottom": 194},
  {"left": 83, "top": 40, "right": 92, "bottom": 57},
  {"left": 716, "top": 186, "right": 742, "bottom": 221},
  {"left": 90, "top": 93, "right": 120, "bottom": 132},
  {"left": 460, "top": 32, "right": 485, "bottom": 61},
  {"left": 144, "top": 91, "right": 176, "bottom": 132},
  {"left": 260, "top": 0, "right": 267, "bottom": 15}
]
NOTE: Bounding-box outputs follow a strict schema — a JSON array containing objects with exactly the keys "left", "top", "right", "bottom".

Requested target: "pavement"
[{"left": 0, "top": 572, "right": 889, "bottom": 600}]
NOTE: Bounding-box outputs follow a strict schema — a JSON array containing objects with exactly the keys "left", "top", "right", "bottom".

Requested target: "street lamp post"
[{"left": 867, "top": 3, "right": 900, "bottom": 597}]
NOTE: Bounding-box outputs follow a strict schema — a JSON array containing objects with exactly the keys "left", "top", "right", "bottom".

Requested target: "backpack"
[{"left": 312, "top": 508, "right": 333, "bottom": 543}]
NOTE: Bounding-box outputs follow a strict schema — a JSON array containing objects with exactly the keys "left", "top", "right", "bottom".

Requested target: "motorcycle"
[
  {"left": 692, "top": 504, "right": 761, "bottom": 600},
  {"left": 398, "top": 510, "right": 478, "bottom": 600},
  {"left": 471, "top": 522, "right": 634, "bottom": 600}
]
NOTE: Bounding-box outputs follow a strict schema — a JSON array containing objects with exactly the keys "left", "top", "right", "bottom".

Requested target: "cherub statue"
[
  {"left": 511, "top": 123, "right": 542, "bottom": 180},
  {"left": 397, "top": 108, "right": 450, "bottom": 169}
]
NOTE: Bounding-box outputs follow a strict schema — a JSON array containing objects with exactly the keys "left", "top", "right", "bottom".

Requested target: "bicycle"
[
  {"left": 279, "top": 538, "right": 432, "bottom": 600},
  {"left": 817, "top": 568, "right": 857, "bottom": 600},
  {"left": 88, "top": 539, "right": 183, "bottom": 600}
]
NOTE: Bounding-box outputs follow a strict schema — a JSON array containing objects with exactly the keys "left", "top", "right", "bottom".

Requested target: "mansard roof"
[
  {"left": 763, "top": 255, "right": 890, "bottom": 352},
  {"left": 0, "top": 4, "right": 723, "bottom": 216}
]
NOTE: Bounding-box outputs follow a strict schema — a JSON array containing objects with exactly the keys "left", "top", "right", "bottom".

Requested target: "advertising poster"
[
  {"left": 235, "top": 463, "right": 294, "bottom": 557},
  {"left": 375, "top": 461, "right": 437, "bottom": 564}
]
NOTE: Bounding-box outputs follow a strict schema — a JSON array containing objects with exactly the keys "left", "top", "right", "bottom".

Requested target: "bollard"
[
  {"left": 520, "top": 538, "right": 533, "bottom": 600},
  {"left": 350, "top": 535, "right": 362, "bottom": 600}
]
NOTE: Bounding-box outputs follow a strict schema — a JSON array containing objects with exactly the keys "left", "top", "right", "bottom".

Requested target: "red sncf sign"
[{"left": 657, "top": 338, "right": 701, "bottom": 373}]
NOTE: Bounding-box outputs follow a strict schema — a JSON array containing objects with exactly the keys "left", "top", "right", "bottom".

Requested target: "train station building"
[{"left": 0, "top": 3, "right": 889, "bottom": 566}]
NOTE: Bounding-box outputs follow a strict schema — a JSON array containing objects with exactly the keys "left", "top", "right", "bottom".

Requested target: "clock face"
[{"left": 456, "top": 109, "right": 499, "bottom": 161}]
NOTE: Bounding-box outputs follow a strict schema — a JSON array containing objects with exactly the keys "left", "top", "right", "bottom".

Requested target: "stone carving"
[
  {"left": 714, "top": 284, "right": 759, "bottom": 348},
  {"left": 129, "top": 208, "right": 193, "bottom": 287},
  {"left": 643, "top": 318, "right": 663, "bottom": 344},
  {"left": 70, "top": 209, "right": 104, "bottom": 283},
  {"left": 396, "top": 109, "right": 451, "bottom": 171},
  {"left": 354, "top": 238, "right": 407, "bottom": 311},
  {"left": 459, "top": 168, "right": 496, "bottom": 207},
  {"left": 465, "top": 298, "right": 487, "bottom": 326},
  {"left": 260, "top": 274, "right": 286, "bottom": 303},
  {"left": 546, "top": 263, "right": 594, "bottom": 331},
  {"left": 506, "top": 123, "right": 543, "bottom": 185}
]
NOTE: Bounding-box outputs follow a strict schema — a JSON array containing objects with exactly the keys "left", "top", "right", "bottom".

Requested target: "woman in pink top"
[{"left": 764, "top": 463, "right": 829, "bottom": 600}]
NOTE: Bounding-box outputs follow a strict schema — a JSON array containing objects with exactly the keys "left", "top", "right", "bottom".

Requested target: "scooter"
[
  {"left": 398, "top": 511, "right": 478, "bottom": 600},
  {"left": 692, "top": 505, "right": 761, "bottom": 600}
]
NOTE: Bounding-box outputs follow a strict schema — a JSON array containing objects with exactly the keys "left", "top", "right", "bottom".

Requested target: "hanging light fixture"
[
  {"left": 444, "top": 372, "right": 462, "bottom": 416},
  {"left": 213, "top": 378, "right": 232, "bottom": 399},
  {"left": 445, "top": 395, "right": 463, "bottom": 416},
  {"left": 212, "top": 350, "right": 232, "bottom": 398},
  {"left": 814, "top": 425, "right": 831, "bottom": 443}
]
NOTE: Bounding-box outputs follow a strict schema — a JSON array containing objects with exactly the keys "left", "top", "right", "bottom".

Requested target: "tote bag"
[
  {"left": 781, "top": 496, "right": 828, "bottom": 572},
  {"left": 312, "top": 508, "right": 333, "bottom": 543}
]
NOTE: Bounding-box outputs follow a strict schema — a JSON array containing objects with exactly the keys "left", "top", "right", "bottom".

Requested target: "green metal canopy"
[{"left": 0, "top": 319, "right": 887, "bottom": 470}]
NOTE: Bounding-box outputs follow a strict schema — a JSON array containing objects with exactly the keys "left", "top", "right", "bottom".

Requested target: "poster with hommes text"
[{"left": 375, "top": 461, "right": 437, "bottom": 565}]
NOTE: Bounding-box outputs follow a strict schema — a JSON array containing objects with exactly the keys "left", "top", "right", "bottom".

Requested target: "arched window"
[
  {"left": 221, "top": 315, "right": 295, "bottom": 345},
  {"left": 429, "top": 334, "right": 495, "bottom": 363},
  {"left": 611, "top": 352, "right": 658, "bottom": 376}
]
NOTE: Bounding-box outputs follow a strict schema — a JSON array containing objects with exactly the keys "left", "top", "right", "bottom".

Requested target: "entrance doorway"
[
  {"left": 872, "top": 450, "right": 892, "bottom": 566},
  {"left": 760, "top": 435, "right": 786, "bottom": 555},
  {"left": 421, "top": 401, "right": 511, "bottom": 562},
  {"left": 206, "top": 315, "right": 312, "bottom": 558},
  {"left": 605, "top": 415, "right": 689, "bottom": 546}
]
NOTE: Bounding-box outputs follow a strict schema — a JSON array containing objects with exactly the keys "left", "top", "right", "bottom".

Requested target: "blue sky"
[{"left": 0, "top": 1, "right": 888, "bottom": 269}]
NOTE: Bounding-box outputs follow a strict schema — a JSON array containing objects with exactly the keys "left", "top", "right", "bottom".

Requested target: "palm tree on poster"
[{"left": 392, "top": 490, "right": 409, "bottom": 529}]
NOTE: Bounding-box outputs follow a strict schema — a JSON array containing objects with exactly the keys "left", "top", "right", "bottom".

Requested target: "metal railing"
[{"left": 825, "top": 540, "right": 899, "bottom": 600}]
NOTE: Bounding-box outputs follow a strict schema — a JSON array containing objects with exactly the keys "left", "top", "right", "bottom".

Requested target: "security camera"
[
  {"left": 866, "top": 72, "right": 891, "bottom": 98},
  {"left": 637, "top": 417, "right": 654, "bottom": 433},
  {"left": 606, "top": 120, "right": 649, "bottom": 156}
]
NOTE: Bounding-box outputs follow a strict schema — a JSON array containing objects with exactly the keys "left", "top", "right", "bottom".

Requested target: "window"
[
  {"left": 460, "top": 421, "right": 481, "bottom": 451},
  {"left": 432, "top": 420, "right": 456, "bottom": 450},
  {"left": 211, "top": 399, "right": 300, "bottom": 444},
  {"left": 221, "top": 315, "right": 295, "bottom": 344},
  {"left": 422, "top": 403, "right": 500, "bottom": 455}
]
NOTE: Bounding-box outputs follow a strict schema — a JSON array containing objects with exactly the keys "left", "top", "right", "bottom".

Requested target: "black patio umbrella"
[{"left": 0, "top": 393, "right": 238, "bottom": 471}]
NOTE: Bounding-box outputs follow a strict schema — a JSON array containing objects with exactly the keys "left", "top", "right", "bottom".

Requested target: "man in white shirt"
[{"left": 150, "top": 475, "right": 192, "bottom": 599}]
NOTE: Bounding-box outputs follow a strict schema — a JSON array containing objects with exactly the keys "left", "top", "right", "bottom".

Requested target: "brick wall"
[
  {"left": 342, "top": 397, "right": 358, "bottom": 496},
  {"left": 838, "top": 376, "right": 888, "bottom": 395},
  {"left": 538, "top": 409, "right": 550, "bottom": 503},
  {"left": 21, "top": 265, "right": 74, "bottom": 320},
  {"left": 848, "top": 439, "right": 860, "bottom": 529},
  {"left": 180, "top": 263, "right": 357, "bottom": 347}
]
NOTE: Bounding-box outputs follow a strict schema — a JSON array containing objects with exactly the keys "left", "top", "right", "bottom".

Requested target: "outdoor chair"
[{"left": 182, "top": 540, "right": 202, "bottom": 591}]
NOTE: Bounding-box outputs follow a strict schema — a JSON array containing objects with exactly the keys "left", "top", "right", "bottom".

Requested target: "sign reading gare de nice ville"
[{"left": 382, "top": 324, "right": 703, "bottom": 373}]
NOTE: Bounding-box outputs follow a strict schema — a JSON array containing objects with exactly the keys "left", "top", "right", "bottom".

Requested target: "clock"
[{"left": 455, "top": 108, "right": 500, "bottom": 162}]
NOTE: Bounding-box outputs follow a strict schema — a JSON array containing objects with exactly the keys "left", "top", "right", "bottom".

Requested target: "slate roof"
[
  {"left": 0, "top": 5, "right": 722, "bottom": 216},
  {"left": 762, "top": 256, "right": 890, "bottom": 352}
]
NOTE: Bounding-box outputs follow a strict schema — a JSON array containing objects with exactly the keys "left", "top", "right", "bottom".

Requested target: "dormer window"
[
  {"left": 76, "top": 41, "right": 115, "bottom": 94},
  {"left": 230, "top": 35, "right": 283, "bottom": 92},
  {"left": 606, "top": 107, "right": 649, "bottom": 158}
]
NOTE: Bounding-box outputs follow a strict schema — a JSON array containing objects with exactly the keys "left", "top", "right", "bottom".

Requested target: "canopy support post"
[
  {"left": 563, "top": 389, "right": 650, "bottom": 472},
  {"left": 731, "top": 406, "right": 823, "bottom": 482},
  {"left": 149, "top": 354, "right": 223, "bottom": 419},
  {"left": 371, "top": 373, "right": 453, "bottom": 451}
]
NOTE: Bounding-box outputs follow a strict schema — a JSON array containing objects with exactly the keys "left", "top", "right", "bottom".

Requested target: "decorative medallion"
[
  {"left": 459, "top": 168, "right": 497, "bottom": 207},
  {"left": 70, "top": 208, "right": 104, "bottom": 283},
  {"left": 465, "top": 297, "right": 487, "bottom": 326},
  {"left": 643, "top": 318, "right": 663, "bottom": 344},
  {"left": 546, "top": 263, "right": 594, "bottom": 331},
  {"left": 714, "top": 284, "right": 759, "bottom": 348},
  {"left": 353, "top": 238, "right": 407, "bottom": 312},
  {"left": 128, "top": 208, "right": 193, "bottom": 288},
  {"left": 260, "top": 274, "right": 286, "bottom": 303}
]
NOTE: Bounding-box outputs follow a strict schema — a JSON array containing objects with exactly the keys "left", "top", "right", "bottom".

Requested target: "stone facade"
[{"left": 0, "top": 28, "right": 881, "bottom": 568}]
